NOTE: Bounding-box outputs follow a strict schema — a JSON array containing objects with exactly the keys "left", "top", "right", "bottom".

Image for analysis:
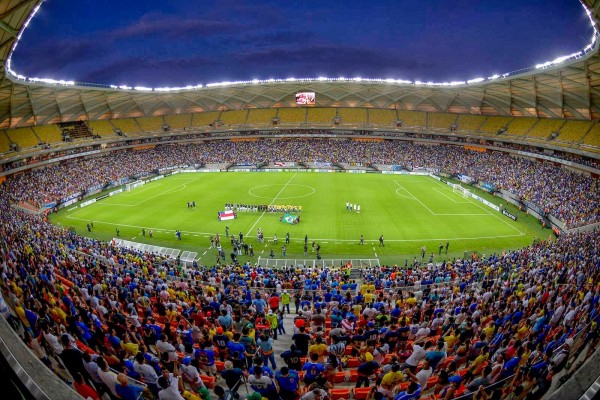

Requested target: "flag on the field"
[
  {"left": 218, "top": 211, "right": 236, "bottom": 221},
  {"left": 281, "top": 213, "right": 299, "bottom": 224}
]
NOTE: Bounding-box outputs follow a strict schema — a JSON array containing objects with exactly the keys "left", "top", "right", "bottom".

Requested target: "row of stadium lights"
[{"left": 5, "top": 1, "right": 599, "bottom": 92}]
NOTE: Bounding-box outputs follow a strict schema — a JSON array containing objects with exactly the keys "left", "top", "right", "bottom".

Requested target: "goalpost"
[
  {"left": 125, "top": 180, "right": 145, "bottom": 192},
  {"left": 452, "top": 183, "right": 472, "bottom": 199}
]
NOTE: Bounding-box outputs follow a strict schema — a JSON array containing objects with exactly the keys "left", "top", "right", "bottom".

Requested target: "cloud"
[
  {"left": 79, "top": 55, "right": 218, "bottom": 86},
  {"left": 11, "top": 38, "right": 107, "bottom": 76},
  {"left": 109, "top": 13, "right": 247, "bottom": 40},
  {"left": 231, "top": 45, "right": 432, "bottom": 78},
  {"left": 217, "top": 30, "right": 317, "bottom": 48}
]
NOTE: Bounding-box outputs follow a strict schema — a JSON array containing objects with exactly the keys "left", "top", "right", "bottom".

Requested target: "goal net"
[
  {"left": 452, "top": 184, "right": 471, "bottom": 198},
  {"left": 258, "top": 258, "right": 380, "bottom": 271},
  {"left": 125, "top": 180, "right": 145, "bottom": 192}
]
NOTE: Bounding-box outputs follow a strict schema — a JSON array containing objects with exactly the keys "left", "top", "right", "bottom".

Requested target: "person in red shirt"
[
  {"left": 73, "top": 372, "right": 99, "bottom": 400},
  {"left": 269, "top": 293, "right": 280, "bottom": 312}
]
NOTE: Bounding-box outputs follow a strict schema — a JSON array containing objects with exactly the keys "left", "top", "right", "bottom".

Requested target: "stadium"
[{"left": 0, "top": 1, "right": 598, "bottom": 400}]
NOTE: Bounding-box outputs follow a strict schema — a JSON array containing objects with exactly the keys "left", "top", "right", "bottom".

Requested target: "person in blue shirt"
[
  {"left": 249, "top": 357, "right": 275, "bottom": 378},
  {"left": 302, "top": 353, "right": 325, "bottom": 385},
  {"left": 394, "top": 382, "right": 421, "bottom": 400},
  {"left": 115, "top": 373, "right": 146, "bottom": 400},
  {"left": 227, "top": 333, "right": 246, "bottom": 370},
  {"left": 252, "top": 296, "right": 267, "bottom": 314},
  {"left": 218, "top": 309, "right": 233, "bottom": 331},
  {"left": 275, "top": 367, "right": 300, "bottom": 399},
  {"left": 196, "top": 342, "right": 217, "bottom": 376}
]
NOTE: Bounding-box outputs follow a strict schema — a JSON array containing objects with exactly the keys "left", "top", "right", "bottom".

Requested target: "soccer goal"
[
  {"left": 258, "top": 257, "right": 380, "bottom": 271},
  {"left": 452, "top": 183, "right": 471, "bottom": 198},
  {"left": 125, "top": 180, "right": 145, "bottom": 192}
]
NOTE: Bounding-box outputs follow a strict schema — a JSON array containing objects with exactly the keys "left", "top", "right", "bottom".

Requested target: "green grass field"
[{"left": 50, "top": 172, "right": 551, "bottom": 265}]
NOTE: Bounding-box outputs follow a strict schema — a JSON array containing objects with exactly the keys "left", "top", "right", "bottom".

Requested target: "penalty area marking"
[
  {"left": 432, "top": 187, "right": 470, "bottom": 204},
  {"left": 426, "top": 176, "right": 525, "bottom": 236},
  {"left": 394, "top": 188, "right": 415, "bottom": 200}
]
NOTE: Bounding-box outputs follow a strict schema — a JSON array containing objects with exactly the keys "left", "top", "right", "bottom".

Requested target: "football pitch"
[{"left": 51, "top": 172, "right": 550, "bottom": 266}]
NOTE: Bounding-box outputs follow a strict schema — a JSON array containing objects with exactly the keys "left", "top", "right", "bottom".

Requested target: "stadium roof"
[{"left": 1, "top": 0, "right": 600, "bottom": 128}]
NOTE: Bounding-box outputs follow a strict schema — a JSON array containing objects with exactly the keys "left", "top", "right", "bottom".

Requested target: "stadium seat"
[
  {"left": 277, "top": 108, "right": 306, "bottom": 124},
  {"left": 32, "top": 125, "right": 62, "bottom": 143},
  {"left": 136, "top": 116, "right": 165, "bottom": 132},
  {"left": 347, "top": 357, "right": 360, "bottom": 368},
  {"left": 338, "top": 108, "right": 367, "bottom": 125},
  {"left": 330, "top": 388, "right": 351, "bottom": 400},
  {"left": 349, "top": 370, "right": 358, "bottom": 382},
  {"left": 333, "top": 372, "right": 347, "bottom": 383},
  {"left": 505, "top": 117, "right": 537, "bottom": 136},
  {"left": 214, "top": 361, "right": 225, "bottom": 372},
  {"left": 111, "top": 118, "right": 141, "bottom": 134},
  {"left": 200, "top": 375, "right": 215, "bottom": 389},
  {"left": 220, "top": 110, "right": 248, "bottom": 125},
  {"left": 246, "top": 109, "right": 276, "bottom": 125},
  {"left": 164, "top": 113, "right": 192, "bottom": 129},
  {"left": 307, "top": 108, "right": 336, "bottom": 124},
  {"left": 456, "top": 114, "right": 486, "bottom": 132},
  {"left": 479, "top": 116, "right": 512, "bottom": 134},
  {"left": 426, "top": 375, "right": 439, "bottom": 389},
  {"left": 191, "top": 111, "right": 219, "bottom": 127},
  {"left": 352, "top": 387, "right": 371, "bottom": 400},
  {"left": 397, "top": 110, "right": 426, "bottom": 127},
  {"left": 6, "top": 127, "right": 39, "bottom": 149},
  {"left": 428, "top": 112, "right": 457, "bottom": 129},
  {"left": 527, "top": 119, "right": 565, "bottom": 139},
  {"left": 368, "top": 109, "right": 396, "bottom": 126}
]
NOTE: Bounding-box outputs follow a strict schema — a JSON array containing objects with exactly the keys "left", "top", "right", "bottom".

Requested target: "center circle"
[{"left": 248, "top": 184, "right": 316, "bottom": 200}]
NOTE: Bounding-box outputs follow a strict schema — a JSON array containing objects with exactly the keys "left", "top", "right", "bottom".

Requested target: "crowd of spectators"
[
  {"left": 0, "top": 165, "right": 599, "bottom": 400},
  {"left": 2, "top": 140, "right": 598, "bottom": 228},
  {"left": 0, "top": 137, "right": 599, "bottom": 400}
]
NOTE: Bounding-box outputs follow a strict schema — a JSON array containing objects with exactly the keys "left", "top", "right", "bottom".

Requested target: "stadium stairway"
[{"left": 349, "top": 267, "right": 362, "bottom": 280}]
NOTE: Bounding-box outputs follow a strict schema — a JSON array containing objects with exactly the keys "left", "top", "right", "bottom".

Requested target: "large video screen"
[{"left": 296, "top": 92, "right": 315, "bottom": 105}]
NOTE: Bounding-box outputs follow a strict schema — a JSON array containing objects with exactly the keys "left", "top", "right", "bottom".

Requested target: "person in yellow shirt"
[
  {"left": 14, "top": 301, "right": 30, "bottom": 329},
  {"left": 468, "top": 348, "right": 489, "bottom": 375},
  {"left": 482, "top": 324, "right": 495, "bottom": 341},
  {"left": 364, "top": 291, "right": 374, "bottom": 304},
  {"left": 308, "top": 336, "right": 328, "bottom": 361},
  {"left": 444, "top": 330, "right": 458, "bottom": 352},
  {"left": 379, "top": 363, "right": 404, "bottom": 399}
]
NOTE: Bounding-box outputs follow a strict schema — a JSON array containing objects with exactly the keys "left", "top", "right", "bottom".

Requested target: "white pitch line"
[
  {"left": 426, "top": 176, "right": 525, "bottom": 236},
  {"left": 245, "top": 173, "right": 297, "bottom": 237},
  {"left": 394, "top": 181, "right": 436, "bottom": 214},
  {"left": 432, "top": 187, "right": 469, "bottom": 204},
  {"left": 202, "top": 251, "right": 207, "bottom": 255},
  {"left": 132, "top": 237, "right": 137, "bottom": 240},
  {"left": 66, "top": 217, "right": 523, "bottom": 243},
  {"left": 374, "top": 252, "right": 378, "bottom": 257}
]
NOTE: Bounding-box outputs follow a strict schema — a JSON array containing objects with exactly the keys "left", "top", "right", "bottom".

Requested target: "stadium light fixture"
[{"left": 467, "top": 78, "right": 485, "bottom": 84}]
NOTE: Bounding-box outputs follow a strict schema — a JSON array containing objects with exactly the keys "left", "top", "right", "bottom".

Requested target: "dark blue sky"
[{"left": 10, "top": 0, "right": 594, "bottom": 87}]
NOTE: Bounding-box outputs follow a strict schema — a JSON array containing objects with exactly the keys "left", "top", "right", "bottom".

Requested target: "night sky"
[{"left": 9, "top": 0, "right": 594, "bottom": 87}]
